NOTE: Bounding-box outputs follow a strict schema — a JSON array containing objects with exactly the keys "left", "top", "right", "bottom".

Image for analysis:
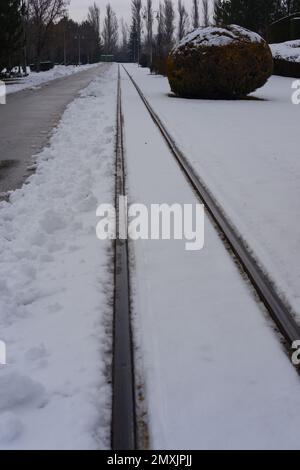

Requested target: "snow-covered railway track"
[
  {"left": 122, "top": 64, "right": 300, "bottom": 354},
  {"left": 111, "top": 66, "right": 136, "bottom": 450}
]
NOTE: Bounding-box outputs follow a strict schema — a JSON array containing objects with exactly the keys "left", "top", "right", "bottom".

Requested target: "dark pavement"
[{"left": 0, "top": 64, "right": 105, "bottom": 194}]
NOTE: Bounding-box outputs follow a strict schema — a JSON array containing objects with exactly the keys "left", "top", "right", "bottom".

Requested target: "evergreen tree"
[
  {"left": 0, "top": 0, "right": 24, "bottom": 72},
  {"left": 282, "top": 0, "right": 300, "bottom": 14},
  {"left": 214, "top": 0, "right": 282, "bottom": 36},
  {"left": 128, "top": 19, "right": 138, "bottom": 62}
]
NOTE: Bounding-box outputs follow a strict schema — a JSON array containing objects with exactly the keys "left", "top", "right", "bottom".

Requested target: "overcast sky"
[{"left": 69, "top": 0, "right": 212, "bottom": 25}]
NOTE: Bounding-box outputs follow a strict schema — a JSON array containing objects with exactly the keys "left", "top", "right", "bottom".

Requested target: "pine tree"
[
  {"left": 0, "top": 0, "right": 24, "bottom": 72},
  {"left": 214, "top": 0, "right": 282, "bottom": 36}
]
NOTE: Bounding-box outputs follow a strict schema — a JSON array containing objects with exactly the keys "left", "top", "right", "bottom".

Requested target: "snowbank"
[
  {"left": 0, "top": 63, "right": 117, "bottom": 449},
  {"left": 270, "top": 40, "right": 300, "bottom": 63},
  {"left": 5, "top": 64, "right": 99, "bottom": 95}
]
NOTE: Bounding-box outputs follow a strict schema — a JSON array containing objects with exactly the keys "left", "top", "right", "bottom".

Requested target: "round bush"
[{"left": 167, "top": 25, "right": 274, "bottom": 99}]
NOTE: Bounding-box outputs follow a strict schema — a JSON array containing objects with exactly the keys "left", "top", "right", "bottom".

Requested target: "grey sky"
[{"left": 69, "top": 0, "right": 212, "bottom": 25}]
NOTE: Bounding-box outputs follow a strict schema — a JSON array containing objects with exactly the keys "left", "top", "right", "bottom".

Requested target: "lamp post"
[
  {"left": 21, "top": 0, "right": 28, "bottom": 75},
  {"left": 75, "top": 32, "right": 84, "bottom": 66}
]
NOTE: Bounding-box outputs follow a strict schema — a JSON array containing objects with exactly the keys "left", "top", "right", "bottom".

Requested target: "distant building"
[
  {"left": 100, "top": 55, "right": 114, "bottom": 63},
  {"left": 269, "top": 12, "right": 300, "bottom": 43}
]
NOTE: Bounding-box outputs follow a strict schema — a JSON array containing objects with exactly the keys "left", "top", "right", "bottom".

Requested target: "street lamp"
[
  {"left": 74, "top": 32, "right": 84, "bottom": 66},
  {"left": 21, "top": 0, "right": 28, "bottom": 75}
]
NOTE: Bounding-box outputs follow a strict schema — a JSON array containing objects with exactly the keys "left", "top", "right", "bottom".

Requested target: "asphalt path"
[{"left": 0, "top": 64, "right": 106, "bottom": 194}]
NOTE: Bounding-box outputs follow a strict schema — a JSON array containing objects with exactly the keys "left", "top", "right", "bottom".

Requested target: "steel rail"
[
  {"left": 111, "top": 65, "right": 136, "bottom": 450},
  {"left": 122, "top": 64, "right": 300, "bottom": 348}
]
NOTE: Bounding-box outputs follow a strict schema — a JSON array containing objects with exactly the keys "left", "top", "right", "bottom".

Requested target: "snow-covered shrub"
[
  {"left": 167, "top": 25, "right": 273, "bottom": 99},
  {"left": 151, "top": 55, "right": 168, "bottom": 76},
  {"left": 270, "top": 41, "right": 300, "bottom": 78}
]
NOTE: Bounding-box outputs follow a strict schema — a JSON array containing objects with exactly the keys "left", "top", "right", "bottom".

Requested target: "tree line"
[
  {"left": 215, "top": 0, "right": 300, "bottom": 37},
  {"left": 1, "top": 0, "right": 299, "bottom": 75}
]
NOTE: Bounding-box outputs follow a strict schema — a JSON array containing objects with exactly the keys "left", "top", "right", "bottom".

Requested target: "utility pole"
[{"left": 63, "top": 16, "right": 68, "bottom": 66}]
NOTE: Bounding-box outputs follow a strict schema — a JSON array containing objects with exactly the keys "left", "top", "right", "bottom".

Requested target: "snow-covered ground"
[
  {"left": 120, "top": 67, "right": 300, "bottom": 450},
  {"left": 1, "top": 59, "right": 300, "bottom": 450},
  {"left": 124, "top": 64, "right": 300, "bottom": 321},
  {"left": 0, "top": 64, "right": 116, "bottom": 449},
  {"left": 4, "top": 64, "right": 99, "bottom": 95}
]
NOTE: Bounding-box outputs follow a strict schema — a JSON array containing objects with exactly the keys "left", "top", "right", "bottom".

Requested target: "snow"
[
  {"left": 121, "top": 65, "right": 300, "bottom": 450},
  {"left": 0, "top": 413, "right": 23, "bottom": 444},
  {"left": 0, "top": 63, "right": 117, "bottom": 449},
  {"left": 270, "top": 40, "right": 300, "bottom": 62},
  {"left": 124, "top": 65, "right": 300, "bottom": 322},
  {"left": 4, "top": 64, "right": 99, "bottom": 95},
  {"left": 1, "top": 56, "right": 299, "bottom": 449},
  {"left": 174, "top": 25, "right": 264, "bottom": 52}
]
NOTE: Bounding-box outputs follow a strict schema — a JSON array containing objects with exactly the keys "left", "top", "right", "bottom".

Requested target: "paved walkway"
[{"left": 0, "top": 64, "right": 106, "bottom": 194}]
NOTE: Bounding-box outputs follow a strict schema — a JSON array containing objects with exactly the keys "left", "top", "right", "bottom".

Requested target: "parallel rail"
[
  {"left": 111, "top": 65, "right": 136, "bottom": 450},
  {"left": 122, "top": 64, "right": 300, "bottom": 348}
]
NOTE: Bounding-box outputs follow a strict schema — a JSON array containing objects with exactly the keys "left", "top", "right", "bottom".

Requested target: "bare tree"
[
  {"left": 102, "top": 3, "right": 118, "bottom": 55},
  {"left": 163, "top": 0, "right": 175, "bottom": 53},
  {"left": 119, "top": 18, "right": 129, "bottom": 60},
  {"left": 28, "top": 0, "right": 69, "bottom": 70},
  {"left": 131, "top": 0, "right": 142, "bottom": 63},
  {"left": 86, "top": 3, "right": 101, "bottom": 61},
  {"left": 202, "top": 0, "right": 209, "bottom": 27},
  {"left": 178, "top": 0, "right": 189, "bottom": 40},
  {"left": 87, "top": 2, "right": 100, "bottom": 38},
  {"left": 120, "top": 18, "right": 129, "bottom": 50},
  {"left": 192, "top": 0, "right": 199, "bottom": 29}
]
